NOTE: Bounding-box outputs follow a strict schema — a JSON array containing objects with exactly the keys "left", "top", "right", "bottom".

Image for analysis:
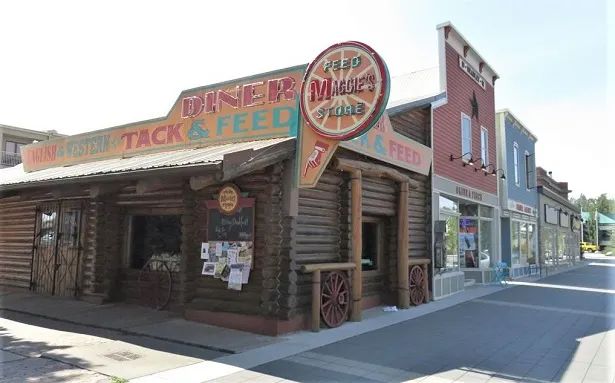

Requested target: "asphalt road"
[{"left": 251, "top": 257, "right": 615, "bottom": 383}]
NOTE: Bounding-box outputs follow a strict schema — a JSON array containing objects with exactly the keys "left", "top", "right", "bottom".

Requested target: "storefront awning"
[{"left": 0, "top": 137, "right": 295, "bottom": 190}]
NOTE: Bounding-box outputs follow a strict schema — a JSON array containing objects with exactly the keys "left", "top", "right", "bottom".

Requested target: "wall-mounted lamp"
[
  {"left": 449, "top": 152, "right": 474, "bottom": 166},
  {"left": 473, "top": 158, "right": 489, "bottom": 173},
  {"left": 484, "top": 164, "right": 506, "bottom": 179}
]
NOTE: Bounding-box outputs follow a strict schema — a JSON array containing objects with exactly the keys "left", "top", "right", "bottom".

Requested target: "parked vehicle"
[{"left": 580, "top": 242, "right": 598, "bottom": 253}]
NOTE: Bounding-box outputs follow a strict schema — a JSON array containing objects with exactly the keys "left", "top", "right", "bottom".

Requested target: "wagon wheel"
[
  {"left": 321, "top": 271, "right": 350, "bottom": 328},
  {"left": 409, "top": 265, "right": 426, "bottom": 305},
  {"left": 138, "top": 257, "right": 172, "bottom": 310}
]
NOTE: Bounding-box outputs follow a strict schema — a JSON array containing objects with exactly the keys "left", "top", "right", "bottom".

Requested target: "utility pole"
[
  {"left": 595, "top": 209, "right": 599, "bottom": 249},
  {"left": 581, "top": 208, "right": 585, "bottom": 242}
]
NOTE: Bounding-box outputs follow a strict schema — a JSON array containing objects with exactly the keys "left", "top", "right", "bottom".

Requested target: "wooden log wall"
[
  {"left": 0, "top": 188, "right": 90, "bottom": 291},
  {"left": 288, "top": 106, "right": 433, "bottom": 318},
  {"left": 0, "top": 195, "right": 37, "bottom": 289},
  {"left": 188, "top": 164, "right": 286, "bottom": 318}
]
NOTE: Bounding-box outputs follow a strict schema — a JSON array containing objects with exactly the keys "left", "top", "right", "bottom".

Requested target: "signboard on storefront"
[
  {"left": 340, "top": 113, "right": 432, "bottom": 176},
  {"left": 298, "top": 41, "right": 390, "bottom": 188},
  {"left": 21, "top": 67, "right": 305, "bottom": 172},
  {"left": 458, "top": 57, "right": 486, "bottom": 89},
  {"left": 507, "top": 199, "right": 536, "bottom": 217}
]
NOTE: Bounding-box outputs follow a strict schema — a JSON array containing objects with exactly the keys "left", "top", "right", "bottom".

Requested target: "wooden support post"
[
  {"left": 397, "top": 181, "right": 410, "bottom": 309},
  {"left": 350, "top": 170, "right": 362, "bottom": 321},
  {"left": 311, "top": 270, "right": 321, "bottom": 332}
]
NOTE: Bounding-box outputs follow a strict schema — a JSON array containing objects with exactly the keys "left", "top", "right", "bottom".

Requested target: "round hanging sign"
[
  {"left": 218, "top": 184, "right": 240, "bottom": 215},
  {"left": 300, "top": 41, "right": 390, "bottom": 141}
]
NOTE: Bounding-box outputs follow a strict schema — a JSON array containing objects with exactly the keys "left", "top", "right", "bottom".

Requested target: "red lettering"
[
  {"left": 152, "top": 126, "right": 167, "bottom": 145},
  {"left": 204, "top": 91, "right": 216, "bottom": 113},
  {"left": 308, "top": 78, "right": 331, "bottom": 102},
  {"left": 136, "top": 130, "right": 151, "bottom": 148},
  {"left": 166, "top": 124, "right": 182, "bottom": 144},
  {"left": 218, "top": 87, "right": 240, "bottom": 110},
  {"left": 242, "top": 81, "right": 265, "bottom": 107},
  {"left": 121, "top": 131, "right": 139, "bottom": 149},
  {"left": 268, "top": 77, "right": 296, "bottom": 103},
  {"left": 181, "top": 96, "right": 204, "bottom": 118}
]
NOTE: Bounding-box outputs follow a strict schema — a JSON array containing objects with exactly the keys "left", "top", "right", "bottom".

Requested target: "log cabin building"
[{"left": 0, "top": 44, "right": 439, "bottom": 335}]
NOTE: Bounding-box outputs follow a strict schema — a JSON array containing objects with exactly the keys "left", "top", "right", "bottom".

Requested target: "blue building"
[{"left": 496, "top": 110, "right": 539, "bottom": 278}]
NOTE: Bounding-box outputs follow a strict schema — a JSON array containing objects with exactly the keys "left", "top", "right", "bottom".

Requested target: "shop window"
[
  {"left": 129, "top": 215, "right": 182, "bottom": 271},
  {"left": 513, "top": 143, "right": 520, "bottom": 186},
  {"left": 459, "top": 202, "right": 478, "bottom": 217},
  {"left": 519, "top": 223, "right": 528, "bottom": 264},
  {"left": 361, "top": 219, "right": 382, "bottom": 272},
  {"left": 528, "top": 224, "right": 536, "bottom": 265},
  {"left": 439, "top": 195, "right": 458, "bottom": 213},
  {"left": 479, "top": 220, "right": 492, "bottom": 268},
  {"left": 459, "top": 218, "right": 479, "bottom": 268},
  {"left": 441, "top": 213, "right": 459, "bottom": 269},
  {"left": 511, "top": 221, "right": 520, "bottom": 265},
  {"left": 479, "top": 206, "right": 493, "bottom": 218},
  {"left": 461, "top": 113, "right": 472, "bottom": 161},
  {"left": 480, "top": 127, "right": 489, "bottom": 166}
]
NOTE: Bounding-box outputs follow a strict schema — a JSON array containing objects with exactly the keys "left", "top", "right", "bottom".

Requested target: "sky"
[{"left": 0, "top": 0, "right": 611, "bottom": 198}]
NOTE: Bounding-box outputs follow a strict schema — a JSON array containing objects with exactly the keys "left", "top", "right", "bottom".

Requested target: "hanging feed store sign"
[{"left": 298, "top": 41, "right": 390, "bottom": 188}]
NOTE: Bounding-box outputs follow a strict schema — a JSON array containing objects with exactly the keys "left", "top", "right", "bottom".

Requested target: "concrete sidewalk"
[{"left": 0, "top": 289, "right": 279, "bottom": 354}]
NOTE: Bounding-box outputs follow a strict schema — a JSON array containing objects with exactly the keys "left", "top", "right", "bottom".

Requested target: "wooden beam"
[
  {"left": 89, "top": 183, "right": 126, "bottom": 199},
  {"left": 136, "top": 177, "right": 181, "bottom": 195},
  {"left": 350, "top": 169, "right": 362, "bottom": 321},
  {"left": 397, "top": 181, "right": 410, "bottom": 309},
  {"left": 311, "top": 270, "right": 321, "bottom": 332},
  {"left": 300, "top": 262, "right": 356, "bottom": 273},
  {"left": 335, "top": 157, "right": 420, "bottom": 189},
  {"left": 189, "top": 174, "right": 220, "bottom": 191}
]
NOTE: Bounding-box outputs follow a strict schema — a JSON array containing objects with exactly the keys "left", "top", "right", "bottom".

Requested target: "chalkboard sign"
[{"left": 206, "top": 198, "right": 255, "bottom": 241}]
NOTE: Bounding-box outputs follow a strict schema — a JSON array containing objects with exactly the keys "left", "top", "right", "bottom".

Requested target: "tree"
[{"left": 571, "top": 193, "right": 615, "bottom": 247}]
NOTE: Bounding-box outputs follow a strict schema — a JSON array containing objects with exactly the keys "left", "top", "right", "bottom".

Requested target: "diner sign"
[
  {"left": 21, "top": 66, "right": 305, "bottom": 172},
  {"left": 507, "top": 199, "right": 536, "bottom": 217},
  {"left": 341, "top": 113, "right": 432, "bottom": 176},
  {"left": 298, "top": 41, "right": 390, "bottom": 188}
]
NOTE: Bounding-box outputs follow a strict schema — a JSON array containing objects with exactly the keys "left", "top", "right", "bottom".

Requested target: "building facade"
[
  {"left": 536, "top": 167, "right": 581, "bottom": 271},
  {"left": 496, "top": 110, "right": 539, "bottom": 278},
  {"left": 0, "top": 43, "right": 437, "bottom": 335},
  {"left": 0, "top": 124, "right": 63, "bottom": 168},
  {"left": 430, "top": 22, "right": 500, "bottom": 298}
]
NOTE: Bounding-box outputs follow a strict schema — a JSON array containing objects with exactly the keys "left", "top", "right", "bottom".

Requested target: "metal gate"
[{"left": 30, "top": 200, "right": 85, "bottom": 297}]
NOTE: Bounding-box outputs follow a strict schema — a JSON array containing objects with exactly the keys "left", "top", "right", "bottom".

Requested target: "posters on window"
[{"left": 200, "top": 241, "right": 253, "bottom": 291}]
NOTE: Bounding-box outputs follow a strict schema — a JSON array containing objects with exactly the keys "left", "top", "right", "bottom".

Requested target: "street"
[{"left": 1, "top": 256, "right": 613, "bottom": 383}]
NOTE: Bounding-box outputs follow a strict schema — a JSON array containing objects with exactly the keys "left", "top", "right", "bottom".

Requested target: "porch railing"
[{"left": 1, "top": 151, "right": 22, "bottom": 166}]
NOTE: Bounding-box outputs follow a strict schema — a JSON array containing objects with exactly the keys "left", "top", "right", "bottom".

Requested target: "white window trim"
[
  {"left": 513, "top": 142, "right": 520, "bottom": 186},
  {"left": 480, "top": 126, "right": 489, "bottom": 166},
  {"left": 524, "top": 150, "right": 531, "bottom": 191},
  {"left": 460, "top": 112, "right": 472, "bottom": 162}
]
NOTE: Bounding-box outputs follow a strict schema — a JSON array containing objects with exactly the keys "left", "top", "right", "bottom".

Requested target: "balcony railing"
[{"left": 1, "top": 151, "right": 22, "bottom": 166}]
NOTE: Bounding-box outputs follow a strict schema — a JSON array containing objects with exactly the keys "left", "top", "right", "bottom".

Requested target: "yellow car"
[{"left": 580, "top": 242, "right": 598, "bottom": 253}]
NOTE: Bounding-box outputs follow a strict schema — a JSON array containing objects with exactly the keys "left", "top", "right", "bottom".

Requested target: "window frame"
[
  {"left": 460, "top": 112, "right": 472, "bottom": 162},
  {"left": 513, "top": 142, "right": 520, "bottom": 186},
  {"left": 524, "top": 150, "right": 531, "bottom": 191},
  {"left": 480, "top": 126, "right": 489, "bottom": 167}
]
